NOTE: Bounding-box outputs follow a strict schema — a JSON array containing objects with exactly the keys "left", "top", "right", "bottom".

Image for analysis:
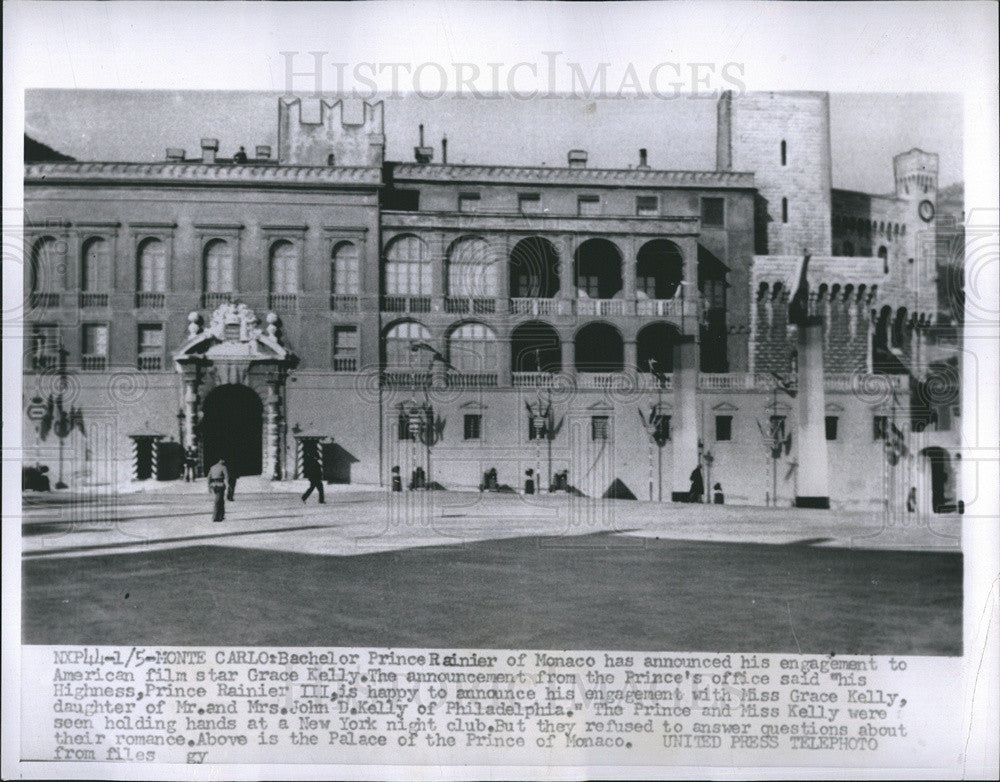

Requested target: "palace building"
[{"left": 22, "top": 91, "right": 962, "bottom": 509}]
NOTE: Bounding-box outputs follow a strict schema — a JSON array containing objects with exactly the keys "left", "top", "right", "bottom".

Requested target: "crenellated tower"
[{"left": 277, "top": 98, "right": 385, "bottom": 167}]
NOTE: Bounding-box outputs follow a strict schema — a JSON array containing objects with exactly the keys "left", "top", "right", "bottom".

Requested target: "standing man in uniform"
[
  {"left": 301, "top": 455, "right": 325, "bottom": 504},
  {"left": 208, "top": 458, "right": 228, "bottom": 522}
]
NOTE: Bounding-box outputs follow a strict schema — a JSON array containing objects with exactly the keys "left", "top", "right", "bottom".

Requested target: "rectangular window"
[
  {"left": 636, "top": 195, "right": 659, "bottom": 216},
  {"left": 397, "top": 413, "right": 412, "bottom": 441},
  {"left": 577, "top": 195, "right": 601, "bottom": 216},
  {"left": 579, "top": 275, "right": 601, "bottom": 298},
  {"left": 137, "top": 324, "right": 164, "bottom": 370},
  {"left": 333, "top": 326, "right": 359, "bottom": 372},
  {"left": 458, "top": 192, "right": 481, "bottom": 213},
  {"left": 591, "top": 415, "right": 610, "bottom": 441},
  {"left": 715, "top": 415, "right": 733, "bottom": 441},
  {"left": 518, "top": 193, "right": 542, "bottom": 214},
  {"left": 873, "top": 415, "right": 888, "bottom": 441},
  {"left": 653, "top": 415, "right": 671, "bottom": 442},
  {"left": 528, "top": 417, "right": 546, "bottom": 441},
  {"left": 82, "top": 323, "right": 108, "bottom": 370},
  {"left": 30, "top": 324, "right": 60, "bottom": 370},
  {"left": 701, "top": 197, "right": 725, "bottom": 227},
  {"left": 387, "top": 190, "right": 420, "bottom": 211},
  {"left": 825, "top": 415, "right": 839, "bottom": 441},
  {"left": 464, "top": 414, "right": 482, "bottom": 441}
]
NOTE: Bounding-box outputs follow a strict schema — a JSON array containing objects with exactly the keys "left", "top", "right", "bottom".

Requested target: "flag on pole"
[{"left": 788, "top": 251, "right": 811, "bottom": 326}]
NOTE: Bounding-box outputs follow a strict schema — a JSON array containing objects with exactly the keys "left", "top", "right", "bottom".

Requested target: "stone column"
[
  {"left": 622, "top": 239, "right": 637, "bottom": 300},
  {"left": 264, "top": 377, "right": 283, "bottom": 480},
  {"left": 559, "top": 235, "right": 575, "bottom": 302},
  {"left": 624, "top": 340, "right": 637, "bottom": 373},
  {"left": 182, "top": 373, "right": 200, "bottom": 450},
  {"left": 795, "top": 317, "right": 830, "bottom": 508},
  {"left": 671, "top": 336, "right": 700, "bottom": 501},
  {"left": 561, "top": 339, "right": 575, "bottom": 377}
]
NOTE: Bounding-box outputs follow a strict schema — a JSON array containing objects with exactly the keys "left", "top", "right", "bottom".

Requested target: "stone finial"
[
  {"left": 266, "top": 312, "right": 279, "bottom": 339},
  {"left": 187, "top": 311, "right": 202, "bottom": 337}
]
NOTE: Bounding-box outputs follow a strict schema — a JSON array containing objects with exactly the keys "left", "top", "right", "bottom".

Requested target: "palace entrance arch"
[
  {"left": 173, "top": 303, "right": 297, "bottom": 481},
  {"left": 200, "top": 384, "right": 263, "bottom": 476}
]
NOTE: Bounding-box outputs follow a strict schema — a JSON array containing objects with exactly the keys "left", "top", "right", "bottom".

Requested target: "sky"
[{"left": 24, "top": 91, "right": 963, "bottom": 194}]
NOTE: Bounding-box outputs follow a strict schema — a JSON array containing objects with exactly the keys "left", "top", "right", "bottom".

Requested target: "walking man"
[
  {"left": 208, "top": 458, "right": 228, "bottom": 522},
  {"left": 301, "top": 455, "right": 325, "bottom": 504},
  {"left": 226, "top": 460, "right": 238, "bottom": 501},
  {"left": 688, "top": 463, "right": 704, "bottom": 504}
]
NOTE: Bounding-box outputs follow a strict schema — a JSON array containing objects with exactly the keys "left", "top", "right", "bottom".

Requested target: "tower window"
[
  {"left": 781, "top": 198, "right": 789, "bottom": 224},
  {"left": 701, "top": 197, "right": 725, "bottom": 227},
  {"left": 781, "top": 140, "right": 787, "bottom": 166},
  {"left": 715, "top": 415, "right": 732, "bottom": 441},
  {"left": 636, "top": 196, "right": 659, "bottom": 216}
]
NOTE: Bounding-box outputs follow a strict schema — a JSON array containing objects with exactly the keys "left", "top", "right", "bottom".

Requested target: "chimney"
[
  {"left": 638, "top": 148, "right": 649, "bottom": 170},
  {"left": 414, "top": 124, "right": 434, "bottom": 164},
  {"left": 165, "top": 148, "right": 186, "bottom": 162},
  {"left": 441, "top": 135, "right": 448, "bottom": 165},
  {"left": 568, "top": 149, "right": 587, "bottom": 168},
  {"left": 255, "top": 145, "right": 272, "bottom": 160},
  {"left": 200, "top": 138, "right": 219, "bottom": 164}
]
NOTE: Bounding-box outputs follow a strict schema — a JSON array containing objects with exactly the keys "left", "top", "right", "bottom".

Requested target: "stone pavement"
[{"left": 21, "top": 484, "right": 961, "bottom": 562}]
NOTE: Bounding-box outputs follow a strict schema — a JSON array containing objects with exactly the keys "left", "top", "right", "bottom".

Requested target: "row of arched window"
[
  {"left": 30, "top": 233, "right": 697, "bottom": 300},
  {"left": 833, "top": 214, "right": 907, "bottom": 238},
  {"left": 384, "top": 319, "right": 684, "bottom": 374}
]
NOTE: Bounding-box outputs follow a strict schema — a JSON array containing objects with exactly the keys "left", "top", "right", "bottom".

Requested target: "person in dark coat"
[
  {"left": 688, "top": 464, "right": 704, "bottom": 503},
  {"left": 301, "top": 456, "right": 325, "bottom": 504},
  {"left": 207, "top": 458, "right": 228, "bottom": 522},
  {"left": 225, "top": 460, "right": 238, "bottom": 501},
  {"left": 713, "top": 482, "right": 725, "bottom": 505}
]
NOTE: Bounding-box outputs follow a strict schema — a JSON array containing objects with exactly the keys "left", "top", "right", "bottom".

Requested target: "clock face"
[{"left": 918, "top": 199, "right": 935, "bottom": 222}]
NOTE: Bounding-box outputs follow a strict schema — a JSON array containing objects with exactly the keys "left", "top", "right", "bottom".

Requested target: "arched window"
[
  {"left": 447, "top": 237, "right": 498, "bottom": 297},
  {"left": 203, "top": 239, "right": 234, "bottom": 293},
  {"left": 781, "top": 198, "right": 789, "bottom": 224},
  {"left": 82, "top": 238, "right": 110, "bottom": 292},
  {"left": 509, "top": 237, "right": 559, "bottom": 298},
  {"left": 384, "top": 321, "right": 431, "bottom": 367},
  {"left": 331, "top": 241, "right": 359, "bottom": 295},
  {"left": 636, "top": 240, "right": 683, "bottom": 299},
  {"left": 30, "top": 237, "right": 62, "bottom": 293},
  {"left": 878, "top": 245, "right": 889, "bottom": 274},
  {"left": 137, "top": 238, "right": 166, "bottom": 293},
  {"left": 575, "top": 322, "right": 624, "bottom": 372},
  {"left": 510, "top": 321, "right": 561, "bottom": 373},
  {"left": 384, "top": 235, "right": 431, "bottom": 295},
  {"left": 780, "top": 140, "right": 787, "bottom": 166},
  {"left": 574, "top": 238, "right": 622, "bottom": 299},
  {"left": 637, "top": 323, "right": 680, "bottom": 373},
  {"left": 448, "top": 322, "right": 498, "bottom": 372},
  {"left": 269, "top": 240, "right": 298, "bottom": 294}
]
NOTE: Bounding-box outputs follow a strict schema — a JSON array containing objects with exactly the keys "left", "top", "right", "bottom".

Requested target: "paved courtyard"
[{"left": 21, "top": 483, "right": 962, "bottom": 654}]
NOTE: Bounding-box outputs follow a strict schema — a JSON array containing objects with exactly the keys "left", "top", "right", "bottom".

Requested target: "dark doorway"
[
  {"left": 200, "top": 384, "right": 263, "bottom": 477},
  {"left": 133, "top": 437, "right": 155, "bottom": 480},
  {"left": 922, "top": 447, "right": 954, "bottom": 513}
]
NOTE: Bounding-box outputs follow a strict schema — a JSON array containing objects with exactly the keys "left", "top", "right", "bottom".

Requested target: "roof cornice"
[
  {"left": 24, "top": 162, "right": 383, "bottom": 189},
  {"left": 390, "top": 163, "right": 755, "bottom": 189}
]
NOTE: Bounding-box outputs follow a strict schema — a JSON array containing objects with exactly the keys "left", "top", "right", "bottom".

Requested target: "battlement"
[
  {"left": 277, "top": 98, "right": 385, "bottom": 167},
  {"left": 893, "top": 148, "right": 939, "bottom": 198}
]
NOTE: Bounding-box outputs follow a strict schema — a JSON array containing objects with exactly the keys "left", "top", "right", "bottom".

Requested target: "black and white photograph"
[
  {"left": 19, "top": 87, "right": 966, "bottom": 654},
  {"left": 3, "top": 1, "right": 997, "bottom": 779}
]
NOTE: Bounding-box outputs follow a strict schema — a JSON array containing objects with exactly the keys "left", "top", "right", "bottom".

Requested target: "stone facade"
[{"left": 21, "top": 92, "right": 962, "bottom": 510}]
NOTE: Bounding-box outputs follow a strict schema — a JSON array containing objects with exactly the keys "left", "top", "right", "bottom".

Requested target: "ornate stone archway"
[{"left": 173, "top": 303, "right": 298, "bottom": 481}]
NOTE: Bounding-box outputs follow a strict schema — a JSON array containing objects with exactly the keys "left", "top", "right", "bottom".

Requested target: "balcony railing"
[
  {"left": 636, "top": 298, "right": 683, "bottom": 317},
  {"left": 578, "top": 372, "right": 624, "bottom": 389},
  {"left": 30, "top": 292, "right": 60, "bottom": 308},
  {"left": 81, "top": 355, "right": 107, "bottom": 371},
  {"left": 446, "top": 371, "right": 498, "bottom": 388},
  {"left": 135, "top": 292, "right": 166, "bottom": 309},
  {"left": 329, "top": 294, "right": 360, "bottom": 313},
  {"left": 381, "top": 295, "right": 431, "bottom": 314},
  {"left": 333, "top": 356, "right": 358, "bottom": 372},
  {"left": 268, "top": 293, "right": 298, "bottom": 310},
  {"left": 512, "top": 371, "right": 562, "bottom": 388},
  {"left": 698, "top": 373, "right": 757, "bottom": 391},
  {"left": 137, "top": 355, "right": 163, "bottom": 371},
  {"left": 574, "top": 298, "right": 632, "bottom": 316},
  {"left": 79, "top": 292, "right": 109, "bottom": 308},
  {"left": 510, "top": 298, "right": 567, "bottom": 316},
  {"left": 381, "top": 370, "right": 432, "bottom": 388},
  {"left": 202, "top": 292, "right": 233, "bottom": 308},
  {"left": 445, "top": 297, "right": 498, "bottom": 315}
]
